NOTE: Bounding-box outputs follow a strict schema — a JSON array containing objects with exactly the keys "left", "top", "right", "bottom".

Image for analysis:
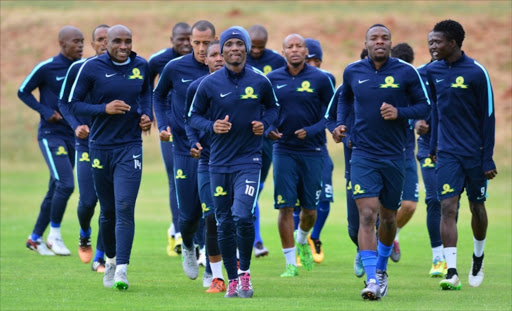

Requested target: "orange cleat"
[{"left": 206, "top": 278, "right": 226, "bottom": 293}]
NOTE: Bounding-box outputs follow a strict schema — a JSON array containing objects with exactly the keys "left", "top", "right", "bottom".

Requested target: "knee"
[
  {"left": 301, "top": 208, "right": 316, "bottom": 219},
  {"left": 55, "top": 182, "right": 74, "bottom": 196},
  {"left": 80, "top": 197, "right": 98, "bottom": 210},
  {"left": 441, "top": 199, "right": 458, "bottom": 218},
  {"left": 401, "top": 201, "right": 417, "bottom": 214},
  {"left": 358, "top": 207, "right": 376, "bottom": 227},
  {"left": 469, "top": 203, "right": 486, "bottom": 219}
]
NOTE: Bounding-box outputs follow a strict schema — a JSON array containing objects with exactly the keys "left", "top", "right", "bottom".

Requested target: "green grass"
[{"left": 1, "top": 156, "right": 511, "bottom": 310}]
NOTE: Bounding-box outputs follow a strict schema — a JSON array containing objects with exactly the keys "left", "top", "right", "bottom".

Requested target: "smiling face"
[
  {"left": 172, "top": 27, "right": 192, "bottom": 56},
  {"left": 107, "top": 26, "right": 132, "bottom": 63},
  {"left": 365, "top": 26, "right": 391, "bottom": 63}
]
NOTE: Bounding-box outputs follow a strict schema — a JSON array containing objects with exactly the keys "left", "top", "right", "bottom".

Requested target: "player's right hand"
[
  {"left": 213, "top": 115, "right": 232, "bottom": 134},
  {"left": 105, "top": 100, "right": 131, "bottom": 115},
  {"left": 159, "top": 126, "right": 172, "bottom": 142},
  {"left": 75, "top": 125, "right": 90, "bottom": 139},
  {"left": 415, "top": 120, "right": 430, "bottom": 135},
  {"left": 332, "top": 125, "right": 347, "bottom": 143},
  {"left": 268, "top": 129, "right": 282, "bottom": 140},
  {"left": 47, "top": 110, "right": 63, "bottom": 123},
  {"left": 190, "top": 142, "right": 203, "bottom": 159}
]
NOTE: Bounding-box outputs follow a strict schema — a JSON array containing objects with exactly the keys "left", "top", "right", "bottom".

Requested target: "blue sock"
[
  {"left": 93, "top": 249, "right": 105, "bottom": 262},
  {"left": 31, "top": 233, "right": 42, "bottom": 241},
  {"left": 293, "top": 207, "right": 300, "bottom": 231},
  {"left": 80, "top": 227, "right": 91, "bottom": 238},
  {"left": 360, "top": 250, "right": 378, "bottom": 284},
  {"left": 50, "top": 221, "right": 60, "bottom": 228},
  {"left": 311, "top": 201, "right": 330, "bottom": 240},
  {"left": 376, "top": 241, "right": 393, "bottom": 271}
]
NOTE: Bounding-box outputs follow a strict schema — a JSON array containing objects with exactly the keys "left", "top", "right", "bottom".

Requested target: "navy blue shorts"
[
  {"left": 174, "top": 154, "right": 202, "bottom": 222},
  {"left": 319, "top": 151, "right": 334, "bottom": 202},
  {"left": 350, "top": 155, "right": 405, "bottom": 210},
  {"left": 198, "top": 170, "right": 214, "bottom": 218},
  {"left": 273, "top": 152, "right": 323, "bottom": 210},
  {"left": 436, "top": 151, "right": 488, "bottom": 203},
  {"left": 402, "top": 158, "right": 419, "bottom": 202}
]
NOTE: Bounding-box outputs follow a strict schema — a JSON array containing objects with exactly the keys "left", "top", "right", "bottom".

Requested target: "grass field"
[{"left": 1, "top": 1, "right": 511, "bottom": 310}]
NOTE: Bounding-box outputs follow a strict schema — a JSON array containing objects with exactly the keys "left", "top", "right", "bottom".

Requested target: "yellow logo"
[
  {"left": 353, "top": 184, "right": 365, "bottom": 195},
  {"left": 422, "top": 158, "right": 435, "bottom": 168},
  {"left": 128, "top": 68, "right": 143, "bottom": 80},
  {"left": 56, "top": 146, "right": 67, "bottom": 155},
  {"left": 297, "top": 81, "right": 314, "bottom": 93},
  {"left": 175, "top": 169, "right": 186, "bottom": 179},
  {"left": 241, "top": 87, "right": 258, "bottom": 99},
  {"left": 213, "top": 186, "right": 227, "bottom": 197},
  {"left": 347, "top": 181, "right": 352, "bottom": 190},
  {"left": 79, "top": 152, "right": 90, "bottom": 162},
  {"left": 91, "top": 159, "right": 103, "bottom": 169},
  {"left": 295, "top": 199, "right": 300, "bottom": 207},
  {"left": 263, "top": 65, "right": 272, "bottom": 75},
  {"left": 451, "top": 76, "right": 468, "bottom": 89},
  {"left": 380, "top": 76, "right": 399, "bottom": 88},
  {"left": 441, "top": 184, "right": 455, "bottom": 195},
  {"left": 276, "top": 195, "right": 285, "bottom": 204},
  {"left": 169, "top": 134, "right": 173, "bottom": 142},
  {"left": 201, "top": 203, "right": 210, "bottom": 213}
]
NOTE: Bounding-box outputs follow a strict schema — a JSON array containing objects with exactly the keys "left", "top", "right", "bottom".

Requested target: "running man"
[
  {"left": 427, "top": 19, "right": 497, "bottom": 290},
  {"left": 148, "top": 22, "right": 191, "bottom": 256},
  {"left": 267, "top": 34, "right": 334, "bottom": 277},
  {"left": 334, "top": 24, "right": 430, "bottom": 300},
  {"left": 69, "top": 25, "right": 153, "bottom": 290},
  {"left": 58, "top": 24, "right": 109, "bottom": 272},
  {"left": 189, "top": 26, "right": 279, "bottom": 298},
  {"left": 20, "top": 25, "right": 84, "bottom": 256}
]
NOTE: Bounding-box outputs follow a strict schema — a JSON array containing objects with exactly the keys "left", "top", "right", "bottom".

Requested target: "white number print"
[
  {"left": 480, "top": 187, "right": 485, "bottom": 196},
  {"left": 134, "top": 159, "right": 141, "bottom": 170},
  {"left": 245, "top": 185, "right": 255, "bottom": 197}
]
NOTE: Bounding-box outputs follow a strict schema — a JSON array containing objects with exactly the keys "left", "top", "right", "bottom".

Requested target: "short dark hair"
[
  {"left": 433, "top": 19, "right": 465, "bottom": 48},
  {"left": 172, "top": 22, "right": 190, "bottom": 36},
  {"left": 206, "top": 40, "right": 220, "bottom": 55},
  {"left": 248, "top": 25, "right": 268, "bottom": 38},
  {"left": 391, "top": 42, "right": 414, "bottom": 64},
  {"left": 92, "top": 24, "right": 109, "bottom": 41},
  {"left": 366, "top": 23, "right": 390, "bottom": 40},
  {"left": 191, "top": 20, "right": 215, "bottom": 37}
]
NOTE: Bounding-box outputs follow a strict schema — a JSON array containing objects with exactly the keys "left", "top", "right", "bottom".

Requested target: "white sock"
[
  {"left": 473, "top": 237, "right": 486, "bottom": 257},
  {"left": 169, "top": 223, "right": 175, "bottom": 237},
  {"left": 49, "top": 227, "right": 61, "bottom": 237},
  {"left": 106, "top": 256, "right": 116, "bottom": 265},
  {"left": 444, "top": 247, "right": 457, "bottom": 270},
  {"left": 395, "top": 227, "right": 401, "bottom": 241},
  {"left": 296, "top": 228, "right": 309, "bottom": 245},
  {"left": 238, "top": 268, "right": 250, "bottom": 275},
  {"left": 432, "top": 245, "right": 444, "bottom": 261},
  {"left": 283, "top": 247, "right": 296, "bottom": 266},
  {"left": 115, "top": 263, "right": 127, "bottom": 274},
  {"left": 174, "top": 232, "right": 181, "bottom": 239},
  {"left": 210, "top": 261, "right": 224, "bottom": 280}
]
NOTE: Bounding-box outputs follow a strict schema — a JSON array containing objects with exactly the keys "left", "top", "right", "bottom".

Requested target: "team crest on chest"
[
  {"left": 128, "top": 68, "right": 143, "bottom": 80},
  {"left": 380, "top": 76, "right": 399, "bottom": 88}
]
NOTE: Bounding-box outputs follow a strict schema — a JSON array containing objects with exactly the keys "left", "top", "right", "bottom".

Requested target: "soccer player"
[
  {"left": 427, "top": 20, "right": 496, "bottom": 290},
  {"left": 267, "top": 34, "right": 334, "bottom": 277},
  {"left": 153, "top": 20, "right": 215, "bottom": 280},
  {"left": 68, "top": 25, "right": 153, "bottom": 290},
  {"left": 58, "top": 24, "right": 109, "bottom": 272},
  {"left": 334, "top": 24, "right": 430, "bottom": 300},
  {"left": 148, "top": 22, "right": 191, "bottom": 257},
  {"left": 246, "top": 24, "right": 287, "bottom": 258},
  {"left": 185, "top": 40, "right": 227, "bottom": 293},
  {"left": 189, "top": 26, "right": 279, "bottom": 298},
  {"left": 300, "top": 38, "right": 336, "bottom": 264},
  {"left": 389, "top": 43, "right": 419, "bottom": 263},
  {"left": 20, "top": 26, "right": 84, "bottom": 256}
]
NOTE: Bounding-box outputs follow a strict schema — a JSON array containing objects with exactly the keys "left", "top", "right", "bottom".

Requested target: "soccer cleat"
[
  {"left": 182, "top": 245, "right": 199, "bottom": 280},
  {"left": 376, "top": 270, "right": 388, "bottom": 297},
  {"left": 468, "top": 253, "right": 484, "bottom": 287},
  {"left": 224, "top": 279, "right": 239, "bottom": 298},
  {"left": 361, "top": 279, "right": 381, "bottom": 301},
  {"left": 113, "top": 269, "right": 129, "bottom": 290},
  {"left": 280, "top": 264, "right": 298, "bottom": 277},
  {"left": 354, "top": 251, "right": 365, "bottom": 278},
  {"left": 237, "top": 273, "right": 254, "bottom": 298},
  {"left": 390, "top": 240, "right": 400, "bottom": 262},
  {"left": 429, "top": 256, "right": 445, "bottom": 278},
  {"left": 296, "top": 242, "right": 314, "bottom": 271},
  {"left": 26, "top": 236, "right": 55, "bottom": 256},
  {"left": 46, "top": 234, "right": 71, "bottom": 256},
  {"left": 308, "top": 235, "right": 325, "bottom": 263},
  {"left": 78, "top": 236, "right": 93, "bottom": 263},
  {"left": 103, "top": 262, "right": 116, "bottom": 288},
  {"left": 440, "top": 273, "right": 462, "bottom": 290},
  {"left": 203, "top": 270, "right": 213, "bottom": 288},
  {"left": 443, "top": 260, "right": 448, "bottom": 276},
  {"left": 166, "top": 233, "right": 178, "bottom": 257},
  {"left": 92, "top": 258, "right": 106, "bottom": 273},
  {"left": 174, "top": 236, "right": 183, "bottom": 254},
  {"left": 206, "top": 278, "right": 226, "bottom": 293},
  {"left": 253, "top": 242, "right": 269, "bottom": 258},
  {"left": 197, "top": 246, "right": 206, "bottom": 267}
]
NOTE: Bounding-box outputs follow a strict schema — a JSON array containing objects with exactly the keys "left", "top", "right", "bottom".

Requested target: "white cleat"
[
  {"left": 26, "top": 235, "right": 54, "bottom": 256},
  {"left": 468, "top": 254, "right": 484, "bottom": 287},
  {"left": 104, "top": 263, "right": 116, "bottom": 288},
  {"left": 46, "top": 235, "right": 71, "bottom": 256},
  {"left": 182, "top": 245, "right": 199, "bottom": 280},
  {"left": 203, "top": 270, "right": 213, "bottom": 288}
]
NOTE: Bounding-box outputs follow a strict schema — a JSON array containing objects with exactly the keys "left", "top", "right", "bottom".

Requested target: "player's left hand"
[
  {"left": 485, "top": 169, "right": 498, "bottom": 180},
  {"left": 381, "top": 102, "right": 398, "bottom": 120},
  {"left": 75, "top": 125, "right": 90, "bottom": 139},
  {"left": 252, "top": 121, "right": 264, "bottom": 135},
  {"left": 140, "top": 114, "right": 151, "bottom": 132},
  {"left": 294, "top": 128, "right": 307, "bottom": 139},
  {"left": 190, "top": 142, "right": 203, "bottom": 159}
]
